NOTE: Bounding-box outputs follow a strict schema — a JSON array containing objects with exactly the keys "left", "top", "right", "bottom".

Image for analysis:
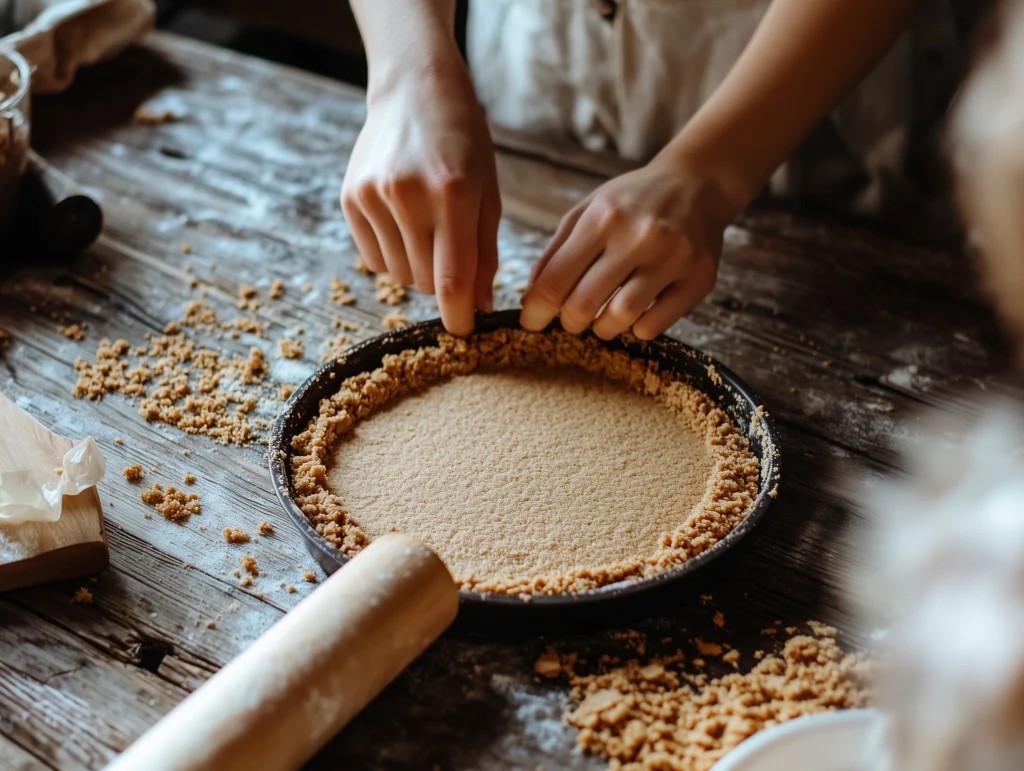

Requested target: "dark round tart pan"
[{"left": 269, "top": 310, "right": 781, "bottom": 624}]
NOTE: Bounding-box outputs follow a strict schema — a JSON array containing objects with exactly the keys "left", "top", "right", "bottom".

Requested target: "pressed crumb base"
[{"left": 289, "top": 329, "right": 760, "bottom": 595}]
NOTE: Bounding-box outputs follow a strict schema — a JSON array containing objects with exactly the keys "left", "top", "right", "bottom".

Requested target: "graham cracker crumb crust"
[{"left": 289, "top": 329, "right": 760, "bottom": 595}]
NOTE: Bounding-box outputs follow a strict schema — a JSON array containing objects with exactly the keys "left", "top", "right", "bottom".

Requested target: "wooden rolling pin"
[{"left": 105, "top": 533, "right": 459, "bottom": 771}]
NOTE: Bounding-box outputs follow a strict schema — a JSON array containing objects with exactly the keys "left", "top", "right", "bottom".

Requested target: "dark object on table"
[
  {"left": 269, "top": 309, "right": 782, "bottom": 626},
  {"left": 13, "top": 151, "right": 103, "bottom": 259}
]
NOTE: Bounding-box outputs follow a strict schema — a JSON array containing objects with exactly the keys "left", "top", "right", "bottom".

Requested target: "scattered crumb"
[
  {"left": 535, "top": 650, "right": 562, "bottom": 678},
  {"left": 240, "top": 555, "right": 259, "bottom": 576},
  {"left": 695, "top": 639, "right": 723, "bottom": 657},
  {"left": 822, "top": 360, "right": 831, "bottom": 368},
  {"left": 375, "top": 274, "right": 407, "bottom": 305},
  {"left": 699, "top": 594, "right": 713, "bottom": 605},
  {"left": 321, "top": 333, "right": 350, "bottom": 363},
  {"left": 140, "top": 483, "right": 201, "bottom": 523},
  {"left": 122, "top": 464, "right": 144, "bottom": 483},
  {"left": 258, "top": 521, "right": 274, "bottom": 536},
  {"left": 330, "top": 277, "right": 357, "bottom": 306},
  {"left": 514, "top": 285, "right": 528, "bottom": 293},
  {"left": 133, "top": 104, "right": 180, "bottom": 124},
  {"left": 713, "top": 611, "right": 725, "bottom": 628},
  {"left": 238, "top": 284, "right": 260, "bottom": 311},
  {"left": 223, "top": 527, "right": 251, "bottom": 544},
  {"left": 230, "top": 317, "right": 265, "bottom": 338},
  {"left": 382, "top": 311, "right": 409, "bottom": 330},
  {"left": 239, "top": 575, "right": 253, "bottom": 588},
  {"left": 269, "top": 279, "right": 285, "bottom": 299},
  {"left": 278, "top": 338, "right": 303, "bottom": 360},
  {"left": 206, "top": 620, "right": 216, "bottom": 629},
  {"left": 722, "top": 649, "right": 741, "bottom": 667},
  {"left": 761, "top": 627, "right": 778, "bottom": 636},
  {"left": 278, "top": 384, "right": 295, "bottom": 401},
  {"left": 303, "top": 571, "right": 317, "bottom": 583},
  {"left": 332, "top": 318, "right": 359, "bottom": 332},
  {"left": 72, "top": 587, "right": 93, "bottom": 605},
  {"left": 181, "top": 243, "right": 191, "bottom": 254},
  {"left": 808, "top": 620, "right": 838, "bottom": 638},
  {"left": 183, "top": 449, "right": 191, "bottom": 457},
  {"left": 753, "top": 650, "right": 765, "bottom": 660},
  {"left": 785, "top": 626, "right": 799, "bottom": 635},
  {"left": 287, "top": 585, "right": 297, "bottom": 593},
  {"left": 183, "top": 472, "right": 196, "bottom": 485},
  {"left": 58, "top": 324, "right": 85, "bottom": 341},
  {"left": 354, "top": 257, "right": 371, "bottom": 275}
]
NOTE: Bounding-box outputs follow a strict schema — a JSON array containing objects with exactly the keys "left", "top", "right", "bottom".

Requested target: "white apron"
[{"left": 468, "top": 0, "right": 969, "bottom": 219}]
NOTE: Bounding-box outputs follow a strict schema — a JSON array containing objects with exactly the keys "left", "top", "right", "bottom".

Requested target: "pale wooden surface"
[
  {"left": 0, "top": 392, "right": 107, "bottom": 591},
  {"left": 0, "top": 31, "right": 1017, "bottom": 770}
]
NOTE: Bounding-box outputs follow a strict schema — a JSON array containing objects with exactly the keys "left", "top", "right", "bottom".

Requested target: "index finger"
[{"left": 434, "top": 201, "right": 480, "bottom": 337}]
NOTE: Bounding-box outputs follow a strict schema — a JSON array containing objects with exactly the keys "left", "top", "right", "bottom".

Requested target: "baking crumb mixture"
[
  {"left": 71, "top": 301, "right": 292, "bottom": 446},
  {"left": 290, "top": 329, "right": 759, "bottom": 595},
  {"left": 140, "top": 482, "right": 201, "bottom": 523},
  {"left": 554, "top": 624, "right": 870, "bottom": 770},
  {"left": 122, "top": 464, "right": 144, "bottom": 483},
  {"left": 223, "top": 527, "right": 250, "bottom": 544}
]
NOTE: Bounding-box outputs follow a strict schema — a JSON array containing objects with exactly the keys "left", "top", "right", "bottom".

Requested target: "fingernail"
[{"left": 520, "top": 305, "right": 550, "bottom": 331}]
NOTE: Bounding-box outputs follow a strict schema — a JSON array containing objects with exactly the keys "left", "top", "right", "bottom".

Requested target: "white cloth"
[
  {"left": 0, "top": 436, "right": 106, "bottom": 522},
  {"left": 467, "top": 0, "right": 960, "bottom": 217},
  {"left": 0, "top": 0, "right": 154, "bottom": 93}
]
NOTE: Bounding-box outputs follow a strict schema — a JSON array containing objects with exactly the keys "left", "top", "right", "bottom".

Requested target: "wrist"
[
  {"left": 655, "top": 132, "right": 763, "bottom": 225},
  {"left": 366, "top": 43, "right": 469, "bottom": 109}
]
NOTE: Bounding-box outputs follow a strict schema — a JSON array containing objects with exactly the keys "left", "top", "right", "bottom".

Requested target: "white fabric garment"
[
  {"left": 467, "top": 0, "right": 958, "bottom": 217},
  {"left": 0, "top": 0, "right": 154, "bottom": 93}
]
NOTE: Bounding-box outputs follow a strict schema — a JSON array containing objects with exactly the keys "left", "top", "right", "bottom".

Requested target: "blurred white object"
[
  {"left": 0, "top": 436, "right": 106, "bottom": 522},
  {"left": 0, "top": 0, "right": 154, "bottom": 93},
  {"left": 860, "top": 402, "right": 1024, "bottom": 771},
  {"left": 951, "top": 0, "right": 1024, "bottom": 352},
  {"left": 711, "top": 710, "right": 886, "bottom": 771}
]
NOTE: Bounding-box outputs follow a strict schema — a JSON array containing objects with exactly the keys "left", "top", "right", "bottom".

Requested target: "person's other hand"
[
  {"left": 520, "top": 158, "right": 734, "bottom": 341},
  {"left": 341, "top": 65, "right": 501, "bottom": 336}
]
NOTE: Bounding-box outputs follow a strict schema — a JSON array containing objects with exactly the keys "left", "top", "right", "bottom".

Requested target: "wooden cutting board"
[{"left": 0, "top": 392, "right": 108, "bottom": 591}]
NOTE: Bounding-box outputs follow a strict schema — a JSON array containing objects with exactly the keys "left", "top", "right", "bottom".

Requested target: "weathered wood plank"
[
  {"left": 0, "top": 602, "right": 185, "bottom": 769},
  {"left": 0, "top": 733, "right": 53, "bottom": 771}
]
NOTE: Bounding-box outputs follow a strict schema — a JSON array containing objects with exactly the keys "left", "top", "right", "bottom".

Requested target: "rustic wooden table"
[{"left": 0, "top": 32, "right": 1017, "bottom": 771}]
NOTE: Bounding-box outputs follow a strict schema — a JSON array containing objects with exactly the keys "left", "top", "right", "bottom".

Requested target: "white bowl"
[{"left": 712, "top": 709, "right": 887, "bottom": 771}]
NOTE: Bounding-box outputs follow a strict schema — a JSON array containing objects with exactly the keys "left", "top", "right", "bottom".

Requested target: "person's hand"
[
  {"left": 520, "top": 157, "right": 735, "bottom": 341},
  {"left": 341, "top": 65, "right": 501, "bottom": 336}
]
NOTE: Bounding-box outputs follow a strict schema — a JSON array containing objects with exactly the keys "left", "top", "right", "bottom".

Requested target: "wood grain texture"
[{"left": 0, "top": 30, "right": 1017, "bottom": 771}]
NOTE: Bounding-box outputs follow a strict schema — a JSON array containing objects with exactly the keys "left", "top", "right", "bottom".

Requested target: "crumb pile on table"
[{"left": 547, "top": 623, "right": 870, "bottom": 771}]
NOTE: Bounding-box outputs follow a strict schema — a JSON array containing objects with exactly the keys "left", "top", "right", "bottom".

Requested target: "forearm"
[
  {"left": 350, "top": 0, "right": 464, "bottom": 103},
  {"left": 661, "top": 0, "right": 922, "bottom": 218}
]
